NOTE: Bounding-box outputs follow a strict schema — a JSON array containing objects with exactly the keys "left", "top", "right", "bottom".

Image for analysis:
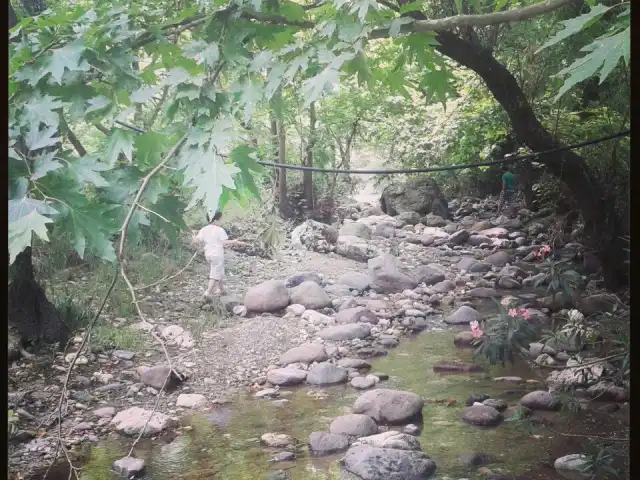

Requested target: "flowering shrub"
[
  {"left": 472, "top": 300, "right": 541, "bottom": 366},
  {"left": 533, "top": 245, "right": 552, "bottom": 261},
  {"left": 469, "top": 320, "right": 484, "bottom": 338}
]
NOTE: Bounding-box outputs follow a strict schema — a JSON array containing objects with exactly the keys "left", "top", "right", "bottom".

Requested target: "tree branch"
[
  {"left": 370, "top": 0, "right": 576, "bottom": 37},
  {"left": 58, "top": 115, "right": 87, "bottom": 157}
]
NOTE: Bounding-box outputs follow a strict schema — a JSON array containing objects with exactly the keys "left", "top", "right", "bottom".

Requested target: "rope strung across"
[{"left": 114, "top": 120, "right": 630, "bottom": 175}]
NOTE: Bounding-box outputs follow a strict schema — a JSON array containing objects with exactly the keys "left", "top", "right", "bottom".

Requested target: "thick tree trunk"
[
  {"left": 9, "top": 0, "right": 70, "bottom": 349},
  {"left": 303, "top": 101, "right": 316, "bottom": 210},
  {"left": 270, "top": 115, "right": 279, "bottom": 202},
  {"left": 431, "top": 31, "right": 628, "bottom": 289},
  {"left": 8, "top": 248, "right": 70, "bottom": 347},
  {"left": 9, "top": 3, "right": 18, "bottom": 28},
  {"left": 276, "top": 119, "right": 291, "bottom": 218}
]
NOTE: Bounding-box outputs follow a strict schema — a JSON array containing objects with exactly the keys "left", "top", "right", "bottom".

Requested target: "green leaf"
[
  {"left": 103, "top": 128, "right": 135, "bottom": 166},
  {"left": 553, "top": 27, "right": 629, "bottom": 101},
  {"left": 25, "top": 125, "right": 61, "bottom": 151},
  {"left": 31, "top": 151, "right": 63, "bottom": 180},
  {"left": 399, "top": 1, "right": 423, "bottom": 14},
  {"left": 130, "top": 85, "right": 163, "bottom": 103},
  {"left": 390, "top": 18, "right": 412, "bottom": 37},
  {"left": 67, "top": 155, "right": 110, "bottom": 187},
  {"left": 8, "top": 197, "right": 58, "bottom": 223},
  {"left": 455, "top": 0, "right": 463, "bottom": 14},
  {"left": 494, "top": 0, "right": 509, "bottom": 11},
  {"left": 85, "top": 96, "right": 112, "bottom": 115},
  {"left": 536, "top": 4, "right": 612, "bottom": 53},
  {"left": 55, "top": 200, "right": 119, "bottom": 262},
  {"left": 301, "top": 67, "right": 341, "bottom": 105},
  {"left": 147, "top": 194, "right": 189, "bottom": 249},
  {"left": 22, "top": 94, "right": 66, "bottom": 130},
  {"left": 43, "top": 40, "right": 91, "bottom": 84},
  {"left": 8, "top": 210, "right": 54, "bottom": 264},
  {"left": 185, "top": 41, "right": 220, "bottom": 68},
  {"left": 134, "top": 131, "right": 170, "bottom": 168},
  {"left": 179, "top": 145, "right": 241, "bottom": 214}
]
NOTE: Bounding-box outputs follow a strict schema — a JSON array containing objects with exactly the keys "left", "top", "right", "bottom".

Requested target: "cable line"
[{"left": 114, "top": 120, "right": 629, "bottom": 175}]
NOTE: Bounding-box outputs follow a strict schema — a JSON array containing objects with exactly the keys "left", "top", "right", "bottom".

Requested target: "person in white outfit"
[{"left": 192, "top": 211, "right": 245, "bottom": 297}]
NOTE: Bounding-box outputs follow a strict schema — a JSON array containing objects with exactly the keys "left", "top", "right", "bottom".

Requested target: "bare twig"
[
  {"left": 134, "top": 250, "right": 199, "bottom": 291},
  {"left": 44, "top": 135, "right": 187, "bottom": 477},
  {"left": 533, "top": 353, "right": 626, "bottom": 370},
  {"left": 135, "top": 202, "right": 170, "bottom": 223}
]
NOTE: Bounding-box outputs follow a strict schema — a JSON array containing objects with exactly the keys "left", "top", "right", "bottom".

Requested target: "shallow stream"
[{"left": 72, "top": 323, "right": 572, "bottom": 480}]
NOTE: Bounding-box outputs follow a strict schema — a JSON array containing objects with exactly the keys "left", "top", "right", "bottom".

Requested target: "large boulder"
[
  {"left": 289, "top": 281, "right": 332, "bottom": 310},
  {"left": 110, "top": 407, "right": 174, "bottom": 436},
  {"left": 460, "top": 405, "right": 503, "bottom": 427},
  {"left": 445, "top": 306, "right": 483, "bottom": 325},
  {"left": 308, "top": 432, "right": 350, "bottom": 456},
  {"left": 266, "top": 367, "right": 308, "bottom": 386},
  {"left": 380, "top": 177, "right": 449, "bottom": 219},
  {"left": 317, "top": 324, "right": 371, "bottom": 341},
  {"left": 279, "top": 343, "right": 328, "bottom": 365},
  {"left": 291, "top": 220, "right": 338, "bottom": 253},
  {"left": 368, "top": 254, "right": 418, "bottom": 294},
  {"left": 329, "top": 414, "right": 378, "bottom": 437},
  {"left": 307, "top": 362, "right": 349, "bottom": 385},
  {"left": 336, "top": 236, "right": 379, "bottom": 262},
  {"left": 353, "top": 389, "right": 424, "bottom": 424},
  {"left": 340, "top": 222, "right": 372, "bottom": 240},
  {"left": 244, "top": 280, "right": 290, "bottom": 312},
  {"left": 341, "top": 445, "right": 437, "bottom": 480},
  {"left": 355, "top": 431, "right": 422, "bottom": 451}
]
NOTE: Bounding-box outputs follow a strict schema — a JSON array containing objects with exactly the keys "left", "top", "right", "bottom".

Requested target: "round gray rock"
[
  {"left": 266, "top": 368, "right": 307, "bottom": 386},
  {"left": 244, "top": 280, "right": 290, "bottom": 312},
  {"left": 460, "top": 405, "right": 503, "bottom": 427},
  {"left": 307, "top": 362, "right": 348, "bottom": 385},
  {"left": 520, "top": 391, "right": 561, "bottom": 411},
  {"left": 445, "top": 306, "right": 483, "bottom": 325},
  {"left": 288, "top": 281, "right": 332, "bottom": 310},
  {"left": 329, "top": 414, "right": 378, "bottom": 437},
  {"left": 353, "top": 389, "right": 424, "bottom": 424},
  {"left": 341, "top": 445, "right": 437, "bottom": 480},
  {"left": 308, "top": 432, "right": 349, "bottom": 456},
  {"left": 279, "top": 343, "right": 328, "bottom": 366}
]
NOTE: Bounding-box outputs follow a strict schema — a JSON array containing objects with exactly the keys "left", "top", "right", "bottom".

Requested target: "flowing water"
[{"left": 71, "top": 325, "right": 568, "bottom": 480}]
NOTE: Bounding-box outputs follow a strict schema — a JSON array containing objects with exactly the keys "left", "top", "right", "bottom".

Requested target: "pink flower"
[
  {"left": 534, "top": 245, "right": 551, "bottom": 261},
  {"left": 508, "top": 308, "right": 532, "bottom": 321},
  {"left": 469, "top": 320, "right": 483, "bottom": 338}
]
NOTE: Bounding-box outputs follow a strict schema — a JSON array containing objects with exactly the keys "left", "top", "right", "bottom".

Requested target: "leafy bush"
[{"left": 472, "top": 301, "right": 541, "bottom": 366}]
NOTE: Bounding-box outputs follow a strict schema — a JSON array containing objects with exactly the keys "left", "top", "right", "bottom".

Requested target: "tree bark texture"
[
  {"left": 432, "top": 31, "right": 627, "bottom": 289},
  {"left": 9, "top": 0, "right": 71, "bottom": 349},
  {"left": 303, "top": 101, "right": 316, "bottom": 210},
  {"left": 398, "top": 0, "right": 626, "bottom": 290},
  {"left": 8, "top": 248, "right": 70, "bottom": 347},
  {"left": 276, "top": 119, "right": 291, "bottom": 218}
]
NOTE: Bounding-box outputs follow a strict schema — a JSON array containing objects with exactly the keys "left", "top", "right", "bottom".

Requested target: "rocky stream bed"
[{"left": 8, "top": 193, "right": 629, "bottom": 480}]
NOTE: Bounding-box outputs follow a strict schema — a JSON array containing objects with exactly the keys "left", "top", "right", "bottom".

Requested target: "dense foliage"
[{"left": 8, "top": 0, "right": 630, "bottom": 298}]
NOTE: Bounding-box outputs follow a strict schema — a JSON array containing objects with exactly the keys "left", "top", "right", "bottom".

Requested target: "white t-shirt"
[{"left": 196, "top": 224, "right": 228, "bottom": 259}]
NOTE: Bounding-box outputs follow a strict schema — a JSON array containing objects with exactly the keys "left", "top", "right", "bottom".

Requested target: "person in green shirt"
[{"left": 497, "top": 164, "right": 517, "bottom": 217}]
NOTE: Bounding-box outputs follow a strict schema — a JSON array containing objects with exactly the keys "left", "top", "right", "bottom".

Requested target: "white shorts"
[{"left": 206, "top": 254, "right": 225, "bottom": 281}]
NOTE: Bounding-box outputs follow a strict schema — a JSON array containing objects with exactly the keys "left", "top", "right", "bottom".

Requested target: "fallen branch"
[
  {"left": 533, "top": 353, "right": 626, "bottom": 370},
  {"left": 134, "top": 250, "right": 199, "bottom": 291},
  {"left": 43, "top": 134, "right": 187, "bottom": 478}
]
